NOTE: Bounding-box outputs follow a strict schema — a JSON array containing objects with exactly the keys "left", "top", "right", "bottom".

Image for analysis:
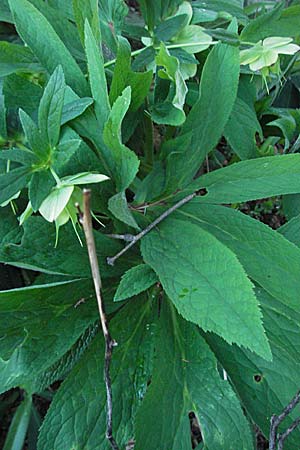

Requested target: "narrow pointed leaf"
[{"left": 114, "top": 264, "right": 158, "bottom": 301}]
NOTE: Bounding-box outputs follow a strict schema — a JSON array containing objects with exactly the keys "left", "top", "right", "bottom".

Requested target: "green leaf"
[
  {"left": 84, "top": 20, "right": 111, "bottom": 126},
  {"left": 192, "top": 0, "right": 246, "bottom": 23},
  {"left": 184, "top": 154, "right": 300, "bottom": 204},
  {"left": 114, "top": 264, "right": 158, "bottom": 301},
  {"left": 8, "top": 0, "right": 88, "bottom": 96},
  {"left": 0, "top": 280, "right": 98, "bottom": 393},
  {"left": 72, "top": 0, "right": 100, "bottom": 46},
  {"left": 176, "top": 203, "right": 300, "bottom": 316},
  {"left": 38, "top": 66, "right": 65, "bottom": 149},
  {"left": 224, "top": 97, "right": 262, "bottom": 160},
  {"left": 137, "top": 0, "right": 183, "bottom": 31},
  {"left": 135, "top": 299, "right": 254, "bottom": 450},
  {"left": 0, "top": 94, "right": 7, "bottom": 140},
  {"left": 0, "top": 208, "right": 21, "bottom": 247},
  {"left": 0, "top": 167, "right": 30, "bottom": 205},
  {"left": 0, "top": 0, "right": 12, "bottom": 22},
  {"left": 109, "top": 37, "right": 153, "bottom": 112},
  {"left": 37, "top": 297, "right": 156, "bottom": 450},
  {"left": 152, "top": 43, "right": 187, "bottom": 126},
  {"left": 61, "top": 172, "right": 109, "bottom": 186},
  {"left": 52, "top": 139, "right": 82, "bottom": 171},
  {"left": 0, "top": 217, "right": 128, "bottom": 279},
  {"left": 241, "top": 4, "right": 300, "bottom": 41},
  {"left": 0, "top": 41, "right": 40, "bottom": 77},
  {"left": 0, "top": 149, "right": 37, "bottom": 166},
  {"left": 103, "top": 87, "right": 140, "bottom": 191},
  {"left": 29, "top": 170, "right": 56, "bottom": 212},
  {"left": 4, "top": 74, "right": 42, "bottom": 117},
  {"left": 205, "top": 288, "right": 300, "bottom": 449},
  {"left": 61, "top": 97, "right": 94, "bottom": 126},
  {"left": 172, "top": 24, "right": 213, "bottom": 54},
  {"left": 108, "top": 191, "right": 140, "bottom": 230},
  {"left": 19, "top": 109, "right": 48, "bottom": 159},
  {"left": 141, "top": 217, "right": 271, "bottom": 359},
  {"left": 164, "top": 23, "right": 240, "bottom": 190},
  {"left": 3, "top": 394, "right": 32, "bottom": 450},
  {"left": 154, "top": 14, "right": 188, "bottom": 42}
]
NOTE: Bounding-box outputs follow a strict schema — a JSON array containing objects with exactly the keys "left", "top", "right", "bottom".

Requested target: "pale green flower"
[{"left": 240, "top": 37, "right": 300, "bottom": 71}]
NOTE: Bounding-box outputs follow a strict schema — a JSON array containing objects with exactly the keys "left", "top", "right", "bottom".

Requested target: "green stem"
[
  {"left": 50, "top": 167, "right": 61, "bottom": 186},
  {"left": 103, "top": 41, "right": 218, "bottom": 68}
]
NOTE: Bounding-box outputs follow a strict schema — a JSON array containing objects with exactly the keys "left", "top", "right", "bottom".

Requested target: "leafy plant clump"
[{"left": 1, "top": 0, "right": 300, "bottom": 449}]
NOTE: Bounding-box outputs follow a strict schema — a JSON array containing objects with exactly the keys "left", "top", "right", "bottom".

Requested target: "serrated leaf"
[
  {"left": 73, "top": 0, "right": 100, "bottom": 46},
  {"left": 141, "top": 217, "right": 271, "bottom": 359},
  {"left": 114, "top": 264, "right": 158, "bottom": 301},
  {"left": 224, "top": 96, "right": 262, "bottom": 160},
  {"left": 176, "top": 203, "right": 300, "bottom": 316},
  {"left": 29, "top": 170, "right": 56, "bottom": 212},
  {"left": 61, "top": 97, "right": 94, "bottom": 126},
  {"left": 184, "top": 154, "right": 300, "bottom": 204},
  {"left": 135, "top": 299, "right": 254, "bottom": 450},
  {"left": 109, "top": 37, "right": 153, "bottom": 112},
  {"left": 37, "top": 297, "right": 156, "bottom": 450},
  {"left": 0, "top": 167, "right": 30, "bottom": 205},
  {"left": 108, "top": 191, "right": 140, "bottom": 230},
  {"left": 39, "top": 185, "right": 74, "bottom": 222},
  {"left": 8, "top": 0, "right": 88, "bottom": 96},
  {"left": 164, "top": 22, "right": 240, "bottom": 191},
  {"left": 103, "top": 87, "right": 140, "bottom": 191},
  {"left": 38, "top": 66, "right": 65, "bottom": 149},
  {"left": 0, "top": 280, "right": 98, "bottom": 393},
  {"left": 205, "top": 288, "right": 300, "bottom": 449},
  {"left": 84, "top": 20, "right": 110, "bottom": 126}
]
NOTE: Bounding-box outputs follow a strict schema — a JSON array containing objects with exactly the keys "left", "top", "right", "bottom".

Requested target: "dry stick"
[
  {"left": 269, "top": 391, "right": 300, "bottom": 450},
  {"left": 78, "top": 190, "right": 119, "bottom": 450},
  {"left": 277, "top": 417, "right": 300, "bottom": 450},
  {"left": 107, "top": 189, "right": 206, "bottom": 266}
]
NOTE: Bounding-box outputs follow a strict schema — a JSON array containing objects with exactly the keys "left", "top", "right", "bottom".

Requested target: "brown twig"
[
  {"left": 107, "top": 189, "right": 207, "bottom": 266},
  {"left": 269, "top": 391, "right": 300, "bottom": 450},
  {"left": 78, "top": 189, "right": 119, "bottom": 450}
]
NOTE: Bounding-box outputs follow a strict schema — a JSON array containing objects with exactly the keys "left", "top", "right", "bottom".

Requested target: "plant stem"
[
  {"left": 79, "top": 190, "right": 119, "bottom": 450},
  {"left": 107, "top": 188, "right": 207, "bottom": 266},
  {"left": 103, "top": 41, "right": 218, "bottom": 68}
]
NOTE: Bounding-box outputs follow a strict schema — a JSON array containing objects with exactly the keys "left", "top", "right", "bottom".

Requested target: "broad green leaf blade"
[
  {"left": 8, "top": 0, "right": 88, "bottom": 96},
  {"left": 176, "top": 203, "right": 300, "bottom": 316},
  {"left": 183, "top": 154, "right": 300, "bottom": 204},
  {"left": 0, "top": 148, "right": 37, "bottom": 166},
  {"left": 0, "top": 167, "right": 30, "bottom": 205},
  {"left": 205, "top": 288, "right": 300, "bottom": 449},
  {"left": 135, "top": 299, "right": 254, "bottom": 450},
  {"left": 164, "top": 22, "right": 240, "bottom": 191},
  {"left": 0, "top": 280, "right": 98, "bottom": 393},
  {"left": 52, "top": 139, "right": 82, "bottom": 171},
  {"left": 3, "top": 394, "right": 32, "bottom": 450},
  {"left": 29, "top": 170, "right": 56, "bottom": 212},
  {"left": 38, "top": 66, "right": 65, "bottom": 148},
  {"left": 0, "top": 217, "right": 128, "bottom": 279},
  {"left": 4, "top": 74, "right": 42, "bottom": 117},
  {"left": 141, "top": 217, "right": 271, "bottom": 359},
  {"left": 37, "top": 297, "right": 157, "bottom": 450},
  {"left": 0, "top": 208, "right": 21, "bottom": 247},
  {"left": 61, "top": 98, "right": 94, "bottom": 125},
  {"left": 224, "top": 97, "right": 262, "bottom": 160},
  {"left": 137, "top": 0, "right": 183, "bottom": 30},
  {"left": 108, "top": 191, "right": 140, "bottom": 230},
  {"left": 114, "top": 264, "right": 158, "bottom": 301},
  {"left": 0, "top": 41, "right": 40, "bottom": 77},
  {"left": 109, "top": 37, "right": 153, "bottom": 112},
  {"left": 39, "top": 185, "right": 74, "bottom": 222},
  {"left": 84, "top": 20, "right": 110, "bottom": 126},
  {"left": 73, "top": 0, "right": 100, "bottom": 46},
  {"left": 103, "top": 87, "right": 140, "bottom": 191}
]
